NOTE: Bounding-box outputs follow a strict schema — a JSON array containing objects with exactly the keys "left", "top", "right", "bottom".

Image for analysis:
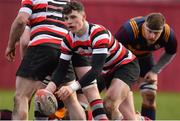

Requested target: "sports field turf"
[{"left": 0, "top": 89, "right": 180, "bottom": 120}]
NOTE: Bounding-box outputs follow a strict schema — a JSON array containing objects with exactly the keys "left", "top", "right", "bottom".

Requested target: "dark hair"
[
  {"left": 145, "top": 13, "right": 165, "bottom": 30},
  {"left": 63, "top": 1, "right": 84, "bottom": 15}
]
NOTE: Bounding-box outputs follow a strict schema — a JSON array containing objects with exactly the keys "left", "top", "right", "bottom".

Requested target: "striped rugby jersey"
[
  {"left": 115, "top": 17, "right": 177, "bottom": 57},
  {"left": 60, "top": 22, "right": 136, "bottom": 74},
  {"left": 19, "top": 0, "right": 70, "bottom": 48}
]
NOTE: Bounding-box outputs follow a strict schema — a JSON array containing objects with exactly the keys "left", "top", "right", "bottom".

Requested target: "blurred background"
[{"left": 0, "top": 0, "right": 180, "bottom": 119}]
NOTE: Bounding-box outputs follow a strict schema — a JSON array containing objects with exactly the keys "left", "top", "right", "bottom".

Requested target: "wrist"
[
  {"left": 45, "top": 81, "right": 57, "bottom": 93},
  {"left": 69, "top": 81, "right": 81, "bottom": 92}
]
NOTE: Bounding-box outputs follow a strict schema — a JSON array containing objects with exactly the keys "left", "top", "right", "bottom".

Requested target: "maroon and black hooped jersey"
[
  {"left": 60, "top": 23, "right": 136, "bottom": 74},
  {"left": 19, "top": 0, "right": 70, "bottom": 48}
]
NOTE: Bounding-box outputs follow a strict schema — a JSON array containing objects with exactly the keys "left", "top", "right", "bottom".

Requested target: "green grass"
[
  {"left": 0, "top": 89, "right": 34, "bottom": 119},
  {"left": 0, "top": 89, "right": 180, "bottom": 120},
  {"left": 133, "top": 92, "right": 180, "bottom": 120}
]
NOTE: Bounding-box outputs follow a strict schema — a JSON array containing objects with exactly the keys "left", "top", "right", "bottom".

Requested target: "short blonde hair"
[{"left": 145, "top": 13, "right": 165, "bottom": 30}]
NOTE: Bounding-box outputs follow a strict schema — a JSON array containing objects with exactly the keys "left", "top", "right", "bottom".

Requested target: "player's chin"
[
  {"left": 147, "top": 40, "right": 156, "bottom": 44},
  {"left": 69, "top": 29, "right": 76, "bottom": 33},
  {"left": 69, "top": 27, "right": 78, "bottom": 33}
]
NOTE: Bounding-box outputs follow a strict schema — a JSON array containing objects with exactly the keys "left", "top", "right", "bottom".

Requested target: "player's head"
[
  {"left": 144, "top": 13, "right": 165, "bottom": 44},
  {"left": 63, "top": 1, "right": 86, "bottom": 34}
]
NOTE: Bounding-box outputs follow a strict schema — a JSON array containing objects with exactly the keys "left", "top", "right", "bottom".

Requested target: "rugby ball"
[{"left": 35, "top": 89, "right": 58, "bottom": 116}]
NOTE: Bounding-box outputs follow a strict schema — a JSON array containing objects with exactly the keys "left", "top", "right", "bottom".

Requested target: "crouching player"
[
  {"left": 45, "top": 1, "right": 141, "bottom": 120},
  {"left": 115, "top": 13, "right": 177, "bottom": 120}
]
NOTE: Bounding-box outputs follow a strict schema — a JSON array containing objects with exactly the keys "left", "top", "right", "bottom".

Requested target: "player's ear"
[{"left": 82, "top": 12, "right": 86, "bottom": 20}]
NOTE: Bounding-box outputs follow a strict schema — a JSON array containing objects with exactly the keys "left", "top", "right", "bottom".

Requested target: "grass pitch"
[{"left": 0, "top": 89, "right": 180, "bottom": 120}]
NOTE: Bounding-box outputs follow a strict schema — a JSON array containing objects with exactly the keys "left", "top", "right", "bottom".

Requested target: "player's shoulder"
[
  {"left": 87, "top": 23, "right": 110, "bottom": 38},
  {"left": 162, "top": 23, "right": 175, "bottom": 43},
  {"left": 123, "top": 16, "right": 145, "bottom": 39},
  {"left": 90, "top": 23, "right": 106, "bottom": 30},
  {"left": 21, "top": 0, "right": 32, "bottom": 3}
]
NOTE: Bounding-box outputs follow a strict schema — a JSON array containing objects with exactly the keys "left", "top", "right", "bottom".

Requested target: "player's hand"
[
  {"left": 5, "top": 46, "right": 16, "bottom": 62},
  {"left": 144, "top": 71, "right": 158, "bottom": 83},
  {"left": 45, "top": 81, "right": 57, "bottom": 93},
  {"left": 55, "top": 86, "right": 73, "bottom": 101}
]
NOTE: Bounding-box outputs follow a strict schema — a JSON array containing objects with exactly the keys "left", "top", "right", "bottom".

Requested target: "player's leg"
[
  {"left": 138, "top": 54, "right": 157, "bottom": 120},
  {"left": 74, "top": 66, "right": 90, "bottom": 110},
  {"left": 14, "top": 46, "right": 53, "bottom": 120},
  {"left": 104, "top": 59, "right": 140, "bottom": 120},
  {"left": 13, "top": 76, "right": 44, "bottom": 120},
  {"left": 82, "top": 83, "right": 108, "bottom": 120},
  {"left": 32, "top": 46, "right": 65, "bottom": 120},
  {"left": 104, "top": 78, "right": 130, "bottom": 120},
  {"left": 136, "top": 112, "right": 152, "bottom": 121},
  {"left": 62, "top": 81, "right": 86, "bottom": 120},
  {"left": 72, "top": 54, "right": 108, "bottom": 120},
  {"left": 140, "top": 80, "right": 157, "bottom": 120},
  {"left": 73, "top": 54, "right": 93, "bottom": 119},
  {"left": 118, "top": 91, "right": 136, "bottom": 120}
]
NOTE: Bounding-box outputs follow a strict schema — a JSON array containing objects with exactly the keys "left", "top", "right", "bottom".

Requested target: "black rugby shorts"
[{"left": 16, "top": 45, "right": 75, "bottom": 82}]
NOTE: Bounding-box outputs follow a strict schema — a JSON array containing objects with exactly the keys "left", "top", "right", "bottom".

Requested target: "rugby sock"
[
  {"left": 79, "top": 101, "right": 93, "bottom": 120},
  {"left": 85, "top": 110, "right": 93, "bottom": 120},
  {"left": 141, "top": 104, "right": 156, "bottom": 120},
  {"left": 90, "top": 99, "right": 108, "bottom": 120},
  {"left": 80, "top": 102, "right": 89, "bottom": 110}
]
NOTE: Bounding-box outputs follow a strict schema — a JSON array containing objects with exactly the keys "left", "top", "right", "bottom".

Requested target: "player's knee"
[{"left": 104, "top": 97, "right": 116, "bottom": 112}]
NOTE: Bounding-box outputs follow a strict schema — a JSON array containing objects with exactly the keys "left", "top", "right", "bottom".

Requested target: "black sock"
[{"left": 141, "top": 104, "right": 156, "bottom": 120}]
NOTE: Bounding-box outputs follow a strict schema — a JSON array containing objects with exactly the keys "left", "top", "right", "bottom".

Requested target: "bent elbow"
[{"left": 15, "top": 14, "right": 29, "bottom": 27}]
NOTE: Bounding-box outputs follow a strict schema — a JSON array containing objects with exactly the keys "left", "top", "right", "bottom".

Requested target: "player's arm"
[
  {"left": 9, "top": 12, "right": 29, "bottom": 47},
  {"left": 151, "top": 31, "right": 177, "bottom": 74},
  {"left": 52, "top": 58, "right": 71, "bottom": 87},
  {"left": 5, "top": 12, "right": 30, "bottom": 62},
  {"left": 55, "top": 53, "right": 107, "bottom": 100},
  {"left": 53, "top": 52, "right": 107, "bottom": 89},
  {"left": 77, "top": 53, "right": 107, "bottom": 88},
  {"left": 151, "top": 53, "right": 176, "bottom": 74},
  {"left": 45, "top": 57, "right": 71, "bottom": 93},
  {"left": 20, "top": 25, "right": 30, "bottom": 59}
]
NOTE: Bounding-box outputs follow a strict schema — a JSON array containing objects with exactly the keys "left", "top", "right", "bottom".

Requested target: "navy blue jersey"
[{"left": 115, "top": 17, "right": 177, "bottom": 57}]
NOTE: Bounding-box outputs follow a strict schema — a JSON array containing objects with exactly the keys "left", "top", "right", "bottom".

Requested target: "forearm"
[
  {"left": 76, "top": 54, "right": 106, "bottom": 88},
  {"left": 151, "top": 53, "right": 176, "bottom": 73},
  {"left": 8, "top": 16, "right": 27, "bottom": 48},
  {"left": 52, "top": 59, "right": 70, "bottom": 87}
]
